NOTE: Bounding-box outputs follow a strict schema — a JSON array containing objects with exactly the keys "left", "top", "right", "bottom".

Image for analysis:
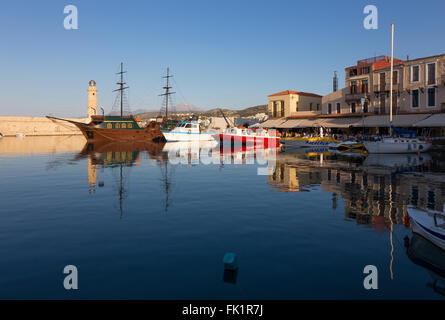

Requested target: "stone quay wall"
[{"left": 0, "top": 116, "right": 89, "bottom": 137}]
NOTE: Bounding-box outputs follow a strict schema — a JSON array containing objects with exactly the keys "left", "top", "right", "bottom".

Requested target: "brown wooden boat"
[
  {"left": 47, "top": 115, "right": 164, "bottom": 142},
  {"left": 47, "top": 63, "right": 165, "bottom": 142}
]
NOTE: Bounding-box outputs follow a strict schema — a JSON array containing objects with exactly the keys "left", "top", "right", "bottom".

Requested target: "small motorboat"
[
  {"left": 213, "top": 127, "right": 280, "bottom": 148},
  {"left": 408, "top": 206, "right": 445, "bottom": 251},
  {"left": 161, "top": 120, "right": 216, "bottom": 142},
  {"left": 280, "top": 136, "right": 339, "bottom": 148},
  {"left": 330, "top": 140, "right": 365, "bottom": 152}
]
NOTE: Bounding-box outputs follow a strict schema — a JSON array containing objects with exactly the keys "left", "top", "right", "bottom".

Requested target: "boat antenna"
[
  {"left": 113, "top": 62, "right": 129, "bottom": 117},
  {"left": 159, "top": 68, "right": 175, "bottom": 119},
  {"left": 389, "top": 23, "right": 394, "bottom": 136}
]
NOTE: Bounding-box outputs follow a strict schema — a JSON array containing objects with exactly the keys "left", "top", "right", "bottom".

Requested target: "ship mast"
[
  {"left": 113, "top": 62, "right": 129, "bottom": 117},
  {"left": 159, "top": 68, "right": 175, "bottom": 119}
]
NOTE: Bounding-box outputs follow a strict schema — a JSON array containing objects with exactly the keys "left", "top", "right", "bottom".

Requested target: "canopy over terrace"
[
  {"left": 413, "top": 114, "right": 445, "bottom": 127},
  {"left": 317, "top": 117, "right": 362, "bottom": 128},
  {"left": 354, "top": 114, "right": 431, "bottom": 127}
]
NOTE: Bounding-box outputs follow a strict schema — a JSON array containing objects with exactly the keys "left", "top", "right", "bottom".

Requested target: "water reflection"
[
  {"left": 80, "top": 141, "right": 166, "bottom": 217},
  {"left": 270, "top": 151, "right": 445, "bottom": 228}
]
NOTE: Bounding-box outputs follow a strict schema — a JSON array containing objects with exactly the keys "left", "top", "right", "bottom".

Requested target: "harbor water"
[{"left": 1, "top": 136, "right": 445, "bottom": 299}]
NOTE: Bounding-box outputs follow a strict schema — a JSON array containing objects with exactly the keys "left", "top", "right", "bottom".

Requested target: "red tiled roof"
[
  {"left": 268, "top": 90, "right": 322, "bottom": 98},
  {"left": 373, "top": 59, "right": 404, "bottom": 71}
]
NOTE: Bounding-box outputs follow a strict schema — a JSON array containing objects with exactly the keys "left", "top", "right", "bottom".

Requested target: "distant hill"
[
  {"left": 198, "top": 105, "right": 267, "bottom": 117},
  {"left": 132, "top": 104, "right": 267, "bottom": 119}
]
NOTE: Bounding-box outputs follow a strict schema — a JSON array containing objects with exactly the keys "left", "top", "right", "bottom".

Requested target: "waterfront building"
[
  {"left": 267, "top": 90, "right": 322, "bottom": 118},
  {"left": 261, "top": 53, "right": 445, "bottom": 136}
]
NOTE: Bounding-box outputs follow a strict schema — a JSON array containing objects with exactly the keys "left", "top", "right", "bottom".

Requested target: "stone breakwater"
[{"left": 0, "top": 116, "right": 89, "bottom": 136}]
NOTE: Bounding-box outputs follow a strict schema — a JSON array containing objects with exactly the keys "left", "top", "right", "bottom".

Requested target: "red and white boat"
[{"left": 212, "top": 127, "right": 280, "bottom": 148}]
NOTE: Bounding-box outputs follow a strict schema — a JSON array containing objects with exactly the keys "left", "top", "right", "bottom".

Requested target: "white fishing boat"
[
  {"left": 408, "top": 206, "right": 445, "bottom": 251},
  {"left": 364, "top": 24, "right": 432, "bottom": 154},
  {"left": 161, "top": 120, "right": 216, "bottom": 142}
]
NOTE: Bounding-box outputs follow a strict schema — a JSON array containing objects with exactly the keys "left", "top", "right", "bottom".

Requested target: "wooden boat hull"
[{"left": 74, "top": 122, "right": 163, "bottom": 142}]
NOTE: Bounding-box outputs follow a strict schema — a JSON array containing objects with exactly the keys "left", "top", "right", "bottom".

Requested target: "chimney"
[{"left": 333, "top": 71, "right": 338, "bottom": 92}]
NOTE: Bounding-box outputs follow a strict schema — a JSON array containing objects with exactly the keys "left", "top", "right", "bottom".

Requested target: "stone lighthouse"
[{"left": 87, "top": 80, "right": 98, "bottom": 119}]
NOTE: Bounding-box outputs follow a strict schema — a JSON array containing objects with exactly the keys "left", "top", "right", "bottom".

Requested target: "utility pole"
[{"left": 389, "top": 23, "right": 394, "bottom": 136}]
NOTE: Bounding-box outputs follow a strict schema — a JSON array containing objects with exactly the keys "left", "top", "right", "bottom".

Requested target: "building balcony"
[
  {"left": 373, "top": 84, "right": 401, "bottom": 93},
  {"left": 345, "top": 92, "right": 368, "bottom": 102}
]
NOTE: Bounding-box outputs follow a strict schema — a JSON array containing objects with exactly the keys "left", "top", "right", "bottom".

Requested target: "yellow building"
[{"left": 268, "top": 90, "right": 322, "bottom": 118}]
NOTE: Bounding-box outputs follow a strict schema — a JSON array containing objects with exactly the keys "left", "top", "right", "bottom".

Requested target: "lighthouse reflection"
[{"left": 82, "top": 141, "right": 166, "bottom": 216}]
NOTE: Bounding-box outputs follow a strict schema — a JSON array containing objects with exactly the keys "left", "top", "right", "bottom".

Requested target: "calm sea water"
[{"left": 1, "top": 136, "right": 445, "bottom": 299}]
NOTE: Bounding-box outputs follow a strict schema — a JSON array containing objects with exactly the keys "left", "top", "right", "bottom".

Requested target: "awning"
[
  {"left": 413, "top": 114, "right": 445, "bottom": 127},
  {"left": 258, "top": 119, "right": 287, "bottom": 128},
  {"left": 317, "top": 117, "right": 362, "bottom": 128},
  {"left": 278, "top": 119, "right": 321, "bottom": 128},
  {"left": 356, "top": 114, "right": 430, "bottom": 127}
]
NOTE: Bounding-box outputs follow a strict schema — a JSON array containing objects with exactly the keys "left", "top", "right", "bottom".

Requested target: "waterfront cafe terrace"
[{"left": 258, "top": 112, "right": 445, "bottom": 137}]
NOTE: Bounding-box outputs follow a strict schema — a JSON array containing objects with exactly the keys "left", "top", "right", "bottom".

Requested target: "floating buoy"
[
  {"left": 98, "top": 181, "right": 104, "bottom": 187},
  {"left": 223, "top": 252, "right": 238, "bottom": 271}
]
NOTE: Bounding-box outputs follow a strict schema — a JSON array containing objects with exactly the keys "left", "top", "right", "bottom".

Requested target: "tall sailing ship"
[{"left": 47, "top": 63, "right": 164, "bottom": 142}]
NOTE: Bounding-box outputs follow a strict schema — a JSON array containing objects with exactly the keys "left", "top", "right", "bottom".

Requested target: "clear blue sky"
[{"left": 1, "top": 0, "right": 444, "bottom": 116}]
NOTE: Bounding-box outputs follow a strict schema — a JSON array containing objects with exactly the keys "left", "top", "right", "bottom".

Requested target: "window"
[
  {"left": 350, "top": 81, "right": 358, "bottom": 94},
  {"left": 280, "top": 101, "right": 285, "bottom": 116},
  {"left": 107, "top": 123, "right": 112, "bottom": 129},
  {"left": 363, "top": 101, "right": 368, "bottom": 113},
  {"left": 296, "top": 102, "right": 299, "bottom": 112},
  {"left": 115, "top": 123, "right": 120, "bottom": 128},
  {"left": 273, "top": 102, "right": 277, "bottom": 117},
  {"left": 336, "top": 103, "right": 341, "bottom": 114},
  {"left": 411, "top": 65, "right": 419, "bottom": 82},
  {"left": 363, "top": 66, "right": 370, "bottom": 74},
  {"left": 351, "top": 102, "right": 356, "bottom": 113},
  {"left": 310, "top": 103, "right": 313, "bottom": 111},
  {"left": 427, "top": 63, "right": 436, "bottom": 85},
  {"left": 361, "top": 79, "right": 368, "bottom": 93},
  {"left": 427, "top": 87, "right": 436, "bottom": 107},
  {"left": 122, "top": 123, "right": 127, "bottom": 128},
  {"left": 411, "top": 89, "right": 419, "bottom": 108},
  {"left": 328, "top": 103, "right": 332, "bottom": 114},
  {"left": 317, "top": 104, "right": 320, "bottom": 111},
  {"left": 128, "top": 123, "right": 133, "bottom": 128},
  {"left": 393, "top": 70, "right": 398, "bottom": 84},
  {"left": 185, "top": 123, "right": 192, "bottom": 128}
]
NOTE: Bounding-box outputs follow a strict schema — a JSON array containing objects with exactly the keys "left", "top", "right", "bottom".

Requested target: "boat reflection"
[
  {"left": 162, "top": 140, "right": 280, "bottom": 168},
  {"left": 405, "top": 232, "right": 445, "bottom": 297}
]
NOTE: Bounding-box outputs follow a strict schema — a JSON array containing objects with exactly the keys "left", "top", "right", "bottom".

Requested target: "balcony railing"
[
  {"left": 373, "top": 83, "right": 401, "bottom": 93},
  {"left": 345, "top": 92, "right": 366, "bottom": 101}
]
